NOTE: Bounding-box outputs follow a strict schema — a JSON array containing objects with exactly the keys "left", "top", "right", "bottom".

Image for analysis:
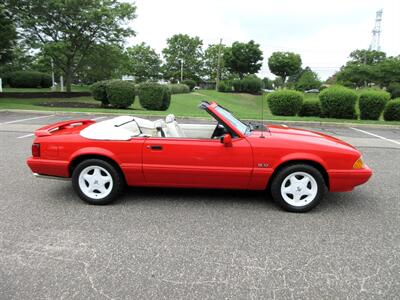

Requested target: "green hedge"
[
  {"left": 182, "top": 79, "right": 196, "bottom": 91},
  {"left": 217, "top": 81, "right": 232, "bottom": 92},
  {"left": 383, "top": 99, "right": 400, "bottom": 121},
  {"left": 319, "top": 85, "right": 357, "bottom": 119},
  {"left": 359, "top": 90, "right": 390, "bottom": 120},
  {"left": 299, "top": 99, "right": 321, "bottom": 117},
  {"left": 7, "top": 71, "right": 52, "bottom": 88},
  {"left": 167, "top": 84, "right": 190, "bottom": 94},
  {"left": 232, "top": 76, "right": 262, "bottom": 94},
  {"left": 387, "top": 83, "right": 400, "bottom": 99},
  {"left": 105, "top": 80, "right": 135, "bottom": 109},
  {"left": 267, "top": 90, "right": 304, "bottom": 116},
  {"left": 139, "top": 83, "right": 171, "bottom": 111},
  {"left": 90, "top": 81, "right": 109, "bottom": 106}
]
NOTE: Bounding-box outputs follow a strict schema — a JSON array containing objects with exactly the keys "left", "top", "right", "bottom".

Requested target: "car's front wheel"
[
  {"left": 270, "top": 164, "right": 326, "bottom": 212},
  {"left": 72, "top": 159, "right": 124, "bottom": 205}
]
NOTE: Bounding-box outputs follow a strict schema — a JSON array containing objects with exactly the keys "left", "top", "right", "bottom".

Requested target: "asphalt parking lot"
[{"left": 0, "top": 110, "right": 399, "bottom": 299}]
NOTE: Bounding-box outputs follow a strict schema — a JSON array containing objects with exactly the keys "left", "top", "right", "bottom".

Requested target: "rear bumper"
[
  {"left": 27, "top": 157, "right": 70, "bottom": 178},
  {"left": 328, "top": 166, "right": 373, "bottom": 192}
]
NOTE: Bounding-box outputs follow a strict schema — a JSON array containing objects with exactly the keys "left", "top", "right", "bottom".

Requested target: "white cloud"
[{"left": 126, "top": 0, "right": 400, "bottom": 80}]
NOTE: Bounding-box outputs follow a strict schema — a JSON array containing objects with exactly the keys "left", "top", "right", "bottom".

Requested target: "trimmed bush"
[
  {"left": 167, "top": 84, "right": 190, "bottom": 94},
  {"left": 8, "top": 71, "right": 51, "bottom": 88},
  {"left": 182, "top": 79, "right": 196, "bottom": 91},
  {"left": 106, "top": 80, "right": 135, "bottom": 109},
  {"left": 139, "top": 83, "right": 171, "bottom": 111},
  {"left": 161, "top": 86, "right": 171, "bottom": 111},
  {"left": 231, "top": 76, "right": 262, "bottom": 94},
  {"left": 90, "top": 80, "right": 109, "bottom": 106},
  {"left": 387, "top": 83, "right": 400, "bottom": 99},
  {"left": 267, "top": 90, "right": 304, "bottom": 116},
  {"left": 359, "top": 90, "right": 390, "bottom": 120},
  {"left": 383, "top": 99, "right": 400, "bottom": 121},
  {"left": 319, "top": 85, "right": 357, "bottom": 119},
  {"left": 299, "top": 99, "right": 321, "bottom": 117}
]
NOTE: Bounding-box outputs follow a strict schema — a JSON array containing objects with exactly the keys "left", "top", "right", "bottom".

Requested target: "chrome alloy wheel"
[
  {"left": 78, "top": 166, "right": 113, "bottom": 200},
  {"left": 280, "top": 171, "right": 318, "bottom": 207}
]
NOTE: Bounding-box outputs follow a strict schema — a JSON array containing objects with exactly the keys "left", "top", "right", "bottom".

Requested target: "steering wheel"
[{"left": 211, "top": 123, "right": 226, "bottom": 139}]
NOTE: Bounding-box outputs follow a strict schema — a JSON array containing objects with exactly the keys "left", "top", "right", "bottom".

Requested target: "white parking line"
[
  {"left": 91, "top": 116, "right": 107, "bottom": 121},
  {"left": 1, "top": 114, "right": 55, "bottom": 125},
  {"left": 350, "top": 127, "right": 400, "bottom": 146},
  {"left": 17, "top": 133, "right": 34, "bottom": 139}
]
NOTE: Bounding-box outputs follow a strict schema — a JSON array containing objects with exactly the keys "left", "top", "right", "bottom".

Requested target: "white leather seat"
[{"left": 165, "top": 114, "right": 185, "bottom": 137}]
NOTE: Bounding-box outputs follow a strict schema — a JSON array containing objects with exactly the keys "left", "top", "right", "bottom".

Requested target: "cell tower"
[{"left": 369, "top": 9, "right": 383, "bottom": 51}]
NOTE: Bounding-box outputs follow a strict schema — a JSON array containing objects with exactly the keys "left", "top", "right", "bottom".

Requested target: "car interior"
[{"left": 80, "top": 115, "right": 226, "bottom": 141}]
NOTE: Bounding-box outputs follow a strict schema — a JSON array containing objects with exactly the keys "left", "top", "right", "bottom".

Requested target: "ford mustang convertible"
[{"left": 27, "top": 101, "right": 372, "bottom": 212}]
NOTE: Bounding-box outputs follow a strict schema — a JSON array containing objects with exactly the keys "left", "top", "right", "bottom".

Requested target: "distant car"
[
  {"left": 27, "top": 101, "right": 372, "bottom": 212},
  {"left": 305, "top": 89, "right": 320, "bottom": 93},
  {"left": 193, "top": 86, "right": 200, "bottom": 90},
  {"left": 262, "top": 89, "right": 274, "bottom": 93}
]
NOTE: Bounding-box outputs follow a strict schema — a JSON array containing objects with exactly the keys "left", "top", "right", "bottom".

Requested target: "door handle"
[{"left": 147, "top": 145, "right": 163, "bottom": 150}]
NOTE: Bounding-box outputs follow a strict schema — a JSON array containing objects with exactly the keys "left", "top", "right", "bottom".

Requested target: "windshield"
[{"left": 214, "top": 106, "right": 249, "bottom": 135}]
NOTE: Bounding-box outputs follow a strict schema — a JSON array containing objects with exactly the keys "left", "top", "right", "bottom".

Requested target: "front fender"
[{"left": 274, "top": 152, "right": 328, "bottom": 170}]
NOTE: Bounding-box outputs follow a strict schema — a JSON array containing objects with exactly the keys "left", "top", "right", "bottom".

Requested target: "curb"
[{"left": 1, "top": 108, "right": 400, "bottom": 129}]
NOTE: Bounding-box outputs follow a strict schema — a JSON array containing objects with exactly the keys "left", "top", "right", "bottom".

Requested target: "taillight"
[{"left": 32, "top": 143, "right": 40, "bottom": 157}]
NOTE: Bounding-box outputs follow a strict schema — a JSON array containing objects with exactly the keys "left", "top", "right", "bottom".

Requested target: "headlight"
[{"left": 353, "top": 157, "right": 365, "bottom": 169}]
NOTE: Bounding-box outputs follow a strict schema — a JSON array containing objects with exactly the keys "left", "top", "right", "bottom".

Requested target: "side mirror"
[{"left": 220, "top": 134, "right": 232, "bottom": 146}]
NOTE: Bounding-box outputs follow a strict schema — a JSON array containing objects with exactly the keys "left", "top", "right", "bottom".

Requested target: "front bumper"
[{"left": 328, "top": 165, "right": 373, "bottom": 192}]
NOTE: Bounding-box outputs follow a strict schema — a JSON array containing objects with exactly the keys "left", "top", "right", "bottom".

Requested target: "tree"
[
  {"left": 76, "top": 44, "right": 126, "bottom": 84},
  {"left": 125, "top": 43, "right": 161, "bottom": 82},
  {"left": 348, "top": 49, "right": 386, "bottom": 65},
  {"left": 336, "top": 64, "right": 374, "bottom": 88},
  {"left": 0, "top": 4, "right": 17, "bottom": 64},
  {"left": 295, "top": 69, "right": 321, "bottom": 91},
  {"left": 162, "top": 34, "right": 204, "bottom": 82},
  {"left": 262, "top": 77, "right": 274, "bottom": 89},
  {"left": 224, "top": 40, "right": 263, "bottom": 79},
  {"left": 375, "top": 56, "right": 400, "bottom": 87},
  {"left": 204, "top": 43, "right": 228, "bottom": 81},
  {"left": 268, "top": 52, "right": 302, "bottom": 84},
  {"left": 7, "top": 0, "right": 136, "bottom": 92}
]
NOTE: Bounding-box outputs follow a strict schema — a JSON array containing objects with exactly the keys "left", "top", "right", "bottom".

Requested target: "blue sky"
[{"left": 127, "top": 0, "right": 400, "bottom": 80}]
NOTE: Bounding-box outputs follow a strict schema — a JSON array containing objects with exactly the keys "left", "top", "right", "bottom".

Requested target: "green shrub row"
[
  {"left": 167, "top": 83, "right": 190, "bottom": 94},
  {"left": 182, "top": 79, "right": 196, "bottom": 91},
  {"left": 384, "top": 99, "right": 400, "bottom": 121},
  {"left": 387, "top": 83, "right": 400, "bottom": 99},
  {"left": 319, "top": 86, "right": 357, "bottom": 119},
  {"left": 358, "top": 90, "right": 390, "bottom": 120},
  {"left": 90, "top": 80, "right": 172, "bottom": 110},
  {"left": 218, "top": 76, "right": 262, "bottom": 95},
  {"left": 299, "top": 99, "right": 321, "bottom": 117},
  {"left": 138, "top": 83, "right": 171, "bottom": 111},
  {"left": 5, "top": 71, "right": 52, "bottom": 88},
  {"left": 267, "top": 90, "right": 303, "bottom": 116}
]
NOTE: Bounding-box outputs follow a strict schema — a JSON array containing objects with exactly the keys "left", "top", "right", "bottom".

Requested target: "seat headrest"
[{"left": 165, "top": 114, "right": 176, "bottom": 123}]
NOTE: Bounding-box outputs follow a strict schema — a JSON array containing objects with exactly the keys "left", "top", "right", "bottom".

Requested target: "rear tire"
[
  {"left": 270, "top": 164, "right": 326, "bottom": 212},
  {"left": 72, "top": 159, "right": 124, "bottom": 205}
]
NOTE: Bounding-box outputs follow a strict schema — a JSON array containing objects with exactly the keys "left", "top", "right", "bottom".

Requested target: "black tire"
[
  {"left": 72, "top": 159, "right": 124, "bottom": 205},
  {"left": 270, "top": 164, "right": 326, "bottom": 212}
]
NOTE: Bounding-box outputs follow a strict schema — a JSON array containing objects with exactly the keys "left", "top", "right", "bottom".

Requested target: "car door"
[{"left": 142, "top": 137, "right": 253, "bottom": 189}]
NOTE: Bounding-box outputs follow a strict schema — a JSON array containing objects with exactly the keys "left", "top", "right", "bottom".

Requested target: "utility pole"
[
  {"left": 51, "top": 58, "right": 56, "bottom": 91},
  {"left": 216, "top": 38, "right": 223, "bottom": 91},
  {"left": 369, "top": 9, "right": 383, "bottom": 51},
  {"left": 180, "top": 59, "right": 184, "bottom": 82}
]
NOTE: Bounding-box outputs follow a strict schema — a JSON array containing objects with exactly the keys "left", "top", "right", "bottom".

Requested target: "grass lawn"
[{"left": 0, "top": 89, "right": 399, "bottom": 125}]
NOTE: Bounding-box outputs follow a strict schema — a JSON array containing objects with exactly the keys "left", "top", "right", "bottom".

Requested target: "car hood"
[{"left": 249, "top": 125, "right": 356, "bottom": 149}]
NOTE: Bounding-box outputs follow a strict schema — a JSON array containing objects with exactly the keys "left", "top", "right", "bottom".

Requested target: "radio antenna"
[{"left": 260, "top": 92, "right": 265, "bottom": 138}]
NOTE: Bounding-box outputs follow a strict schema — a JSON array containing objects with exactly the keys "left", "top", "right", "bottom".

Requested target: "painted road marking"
[
  {"left": 350, "top": 127, "right": 400, "bottom": 146},
  {"left": 1, "top": 114, "right": 55, "bottom": 125},
  {"left": 17, "top": 133, "right": 34, "bottom": 139},
  {"left": 91, "top": 116, "right": 107, "bottom": 121}
]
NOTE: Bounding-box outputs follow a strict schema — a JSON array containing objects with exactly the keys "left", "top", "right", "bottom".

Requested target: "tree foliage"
[
  {"left": 125, "top": 43, "right": 161, "bottom": 83},
  {"left": 204, "top": 43, "right": 228, "bottom": 81},
  {"left": 7, "top": 0, "right": 136, "bottom": 92},
  {"left": 162, "top": 34, "right": 204, "bottom": 82},
  {"left": 268, "top": 52, "right": 302, "bottom": 84},
  {"left": 0, "top": 4, "right": 17, "bottom": 64},
  {"left": 224, "top": 40, "right": 263, "bottom": 79}
]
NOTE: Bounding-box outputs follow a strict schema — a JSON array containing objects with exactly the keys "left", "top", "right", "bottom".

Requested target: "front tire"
[
  {"left": 270, "top": 164, "right": 326, "bottom": 212},
  {"left": 72, "top": 159, "right": 124, "bottom": 205}
]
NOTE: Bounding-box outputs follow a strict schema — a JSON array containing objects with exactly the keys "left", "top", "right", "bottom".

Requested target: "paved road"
[{"left": 0, "top": 111, "right": 399, "bottom": 299}]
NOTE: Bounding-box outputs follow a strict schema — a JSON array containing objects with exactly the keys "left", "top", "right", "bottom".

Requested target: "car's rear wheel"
[
  {"left": 72, "top": 159, "right": 124, "bottom": 205},
  {"left": 270, "top": 164, "right": 326, "bottom": 212}
]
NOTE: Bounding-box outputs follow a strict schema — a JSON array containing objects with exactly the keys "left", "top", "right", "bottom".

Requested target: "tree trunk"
[{"left": 65, "top": 62, "right": 73, "bottom": 92}]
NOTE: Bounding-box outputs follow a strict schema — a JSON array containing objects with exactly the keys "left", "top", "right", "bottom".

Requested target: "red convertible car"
[{"left": 27, "top": 101, "right": 372, "bottom": 212}]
